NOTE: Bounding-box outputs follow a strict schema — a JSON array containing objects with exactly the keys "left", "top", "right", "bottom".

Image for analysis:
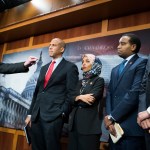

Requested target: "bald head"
[
  {"left": 49, "top": 38, "right": 66, "bottom": 59},
  {"left": 52, "top": 38, "right": 66, "bottom": 49}
]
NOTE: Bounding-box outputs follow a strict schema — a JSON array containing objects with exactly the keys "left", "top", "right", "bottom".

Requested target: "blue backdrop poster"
[{"left": 0, "top": 29, "right": 149, "bottom": 141}]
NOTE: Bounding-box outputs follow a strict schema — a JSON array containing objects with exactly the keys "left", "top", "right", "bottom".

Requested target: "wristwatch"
[{"left": 108, "top": 115, "right": 115, "bottom": 123}]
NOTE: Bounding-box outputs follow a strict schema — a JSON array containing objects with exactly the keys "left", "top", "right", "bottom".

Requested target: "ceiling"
[
  {"left": 0, "top": 0, "right": 150, "bottom": 44},
  {"left": 0, "top": 0, "right": 31, "bottom": 12}
]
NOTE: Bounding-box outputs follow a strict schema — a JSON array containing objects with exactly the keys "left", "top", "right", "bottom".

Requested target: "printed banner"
[{"left": 0, "top": 29, "right": 149, "bottom": 140}]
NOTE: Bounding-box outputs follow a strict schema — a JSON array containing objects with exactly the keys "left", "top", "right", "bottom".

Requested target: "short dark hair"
[{"left": 122, "top": 33, "right": 141, "bottom": 53}]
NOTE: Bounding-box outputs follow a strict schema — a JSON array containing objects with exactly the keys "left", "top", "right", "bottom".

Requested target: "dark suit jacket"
[
  {"left": 106, "top": 54, "right": 147, "bottom": 136},
  {"left": 0, "top": 62, "right": 28, "bottom": 74},
  {"left": 139, "top": 54, "right": 150, "bottom": 112},
  {"left": 28, "top": 58, "right": 79, "bottom": 122},
  {"left": 69, "top": 76, "right": 104, "bottom": 135}
]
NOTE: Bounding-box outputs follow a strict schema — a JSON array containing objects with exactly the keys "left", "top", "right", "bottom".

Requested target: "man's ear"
[
  {"left": 131, "top": 44, "right": 136, "bottom": 52},
  {"left": 60, "top": 47, "right": 65, "bottom": 53}
]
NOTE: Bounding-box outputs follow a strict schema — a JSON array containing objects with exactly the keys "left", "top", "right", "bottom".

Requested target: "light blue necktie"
[{"left": 118, "top": 59, "right": 127, "bottom": 76}]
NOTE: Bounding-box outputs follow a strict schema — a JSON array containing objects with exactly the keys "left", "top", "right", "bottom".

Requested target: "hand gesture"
[{"left": 24, "top": 56, "right": 38, "bottom": 67}]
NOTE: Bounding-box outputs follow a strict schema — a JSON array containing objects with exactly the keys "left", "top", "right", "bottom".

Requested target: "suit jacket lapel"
[
  {"left": 114, "top": 54, "right": 139, "bottom": 90},
  {"left": 44, "top": 58, "right": 66, "bottom": 90}
]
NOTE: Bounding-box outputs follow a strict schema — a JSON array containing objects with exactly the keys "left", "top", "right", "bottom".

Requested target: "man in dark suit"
[
  {"left": 137, "top": 54, "right": 150, "bottom": 150},
  {"left": 25, "top": 38, "right": 79, "bottom": 150},
  {"left": 104, "top": 33, "right": 147, "bottom": 150},
  {"left": 0, "top": 56, "right": 38, "bottom": 74}
]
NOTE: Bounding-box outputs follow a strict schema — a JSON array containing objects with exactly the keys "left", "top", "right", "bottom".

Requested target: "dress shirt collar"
[
  {"left": 52, "top": 57, "right": 63, "bottom": 65},
  {"left": 51, "top": 57, "right": 63, "bottom": 71},
  {"left": 124, "top": 54, "right": 135, "bottom": 66}
]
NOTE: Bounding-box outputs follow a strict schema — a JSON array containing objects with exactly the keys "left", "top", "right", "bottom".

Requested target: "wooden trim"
[
  {"left": 12, "top": 132, "right": 18, "bottom": 150},
  {"left": 3, "top": 43, "right": 7, "bottom": 53},
  {"left": 0, "top": 127, "right": 16, "bottom": 134},
  {"left": 0, "top": 127, "right": 25, "bottom": 150},
  {"left": 101, "top": 19, "right": 108, "bottom": 33},
  {"left": 0, "top": 0, "right": 111, "bottom": 32},
  {"left": 65, "top": 23, "right": 150, "bottom": 43},
  {"left": 0, "top": 43, "right": 6, "bottom": 61},
  {"left": 4, "top": 44, "right": 48, "bottom": 54},
  {"left": 2, "top": 22, "right": 150, "bottom": 55},
  {"left": 17, "top": 130, "right": 25, "bottom": 136},
  {"left": 29, "top": 37, "right": 34, "bottom": 47},
  {"left": 6, "top": 38, "right": 30, "bottom": 51},
  {"left": 4, "top": 46, "right": 34, "bottom": 54},
  {"left": 106, "top": 23, "right": 150, "bottom": 36},
  {"left": 0, "top": 127, "right": 68, "bottom": 150}
]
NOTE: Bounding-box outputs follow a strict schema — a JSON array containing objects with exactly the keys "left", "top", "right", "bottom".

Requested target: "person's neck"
[{"left": 52, "top": 56, "right": 62, "bottom": 60}]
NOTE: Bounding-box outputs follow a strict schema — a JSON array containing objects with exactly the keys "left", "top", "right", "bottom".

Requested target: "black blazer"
[
  {"left": 28, "top": 58, "right": 79, "bottom": 122},
  {"left": 69, "top": 76, "right": 104, "bottom": 135},
  {"left": 0, "top": 62, "right": 28, "bottom": 74}
]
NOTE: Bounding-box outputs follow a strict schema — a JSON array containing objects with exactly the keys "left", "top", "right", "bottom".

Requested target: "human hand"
[
  {"left": 104, "top": 115, "right": 114, "bottom": 129},
  {"left": 137, "top": 110, "right": 150, "bottom": 126},
  {"left": 24, "top": 56, "right": 38, "bottom": 67},
  {"left": 140, "top": 118, "right": 150, "bottom": 130},
  {"left": 25, "top": 116, "right": 31, "bottom": 127},
  {"left": 77, "top": 94, "right": 95, "bottom": 105},
  {"left": 108, "top": 124, "right": 117, "bottom": 137}
]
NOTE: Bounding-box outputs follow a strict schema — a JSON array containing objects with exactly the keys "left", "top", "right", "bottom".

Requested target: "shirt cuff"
[
  {"left": 110, "top": 114, "right": 116, "bottom": 121},
  {"left": 27, "top": 115, "right": 31, "bottom": 118},
  {"left": 147, "top": 106, "right": 150, "bottom": 114}
]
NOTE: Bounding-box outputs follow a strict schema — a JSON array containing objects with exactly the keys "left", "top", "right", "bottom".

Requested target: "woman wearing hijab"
[{"left": 68, "top": 54, "right": 104, "bottom": 150}]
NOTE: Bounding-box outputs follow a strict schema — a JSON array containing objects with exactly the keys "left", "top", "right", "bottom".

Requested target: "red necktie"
[{"left": 44, "top": 61, "right": 55, "bottom": 88}]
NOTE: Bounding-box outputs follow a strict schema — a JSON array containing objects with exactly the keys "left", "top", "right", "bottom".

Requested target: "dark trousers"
[
  {"left": 68, "top": 113, "right": 100, "bottom": 150},
  {"left": 109, "top": 136, "right": 146, "bottom": 150},
  {"left": 145, "top": 131, "right": 150, "bottom": 150},
  {"left": 68, "top": 131, "right": 100, "bottom": 150},
  {"left": 31, "top": 115, "right": 63, "bottom": 150}
]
